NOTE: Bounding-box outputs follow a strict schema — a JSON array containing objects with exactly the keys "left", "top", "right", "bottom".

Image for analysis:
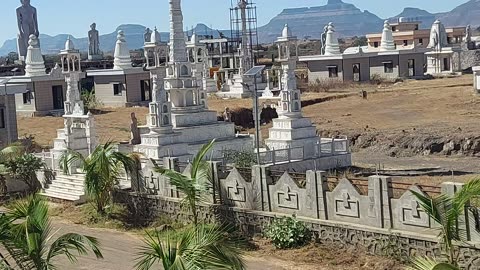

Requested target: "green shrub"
[
  {"left": 264, "top": 216, "right": 311, "bottom": 249},
  {"left": 222, "top": 149, "right": 257, "bottom": 168}
]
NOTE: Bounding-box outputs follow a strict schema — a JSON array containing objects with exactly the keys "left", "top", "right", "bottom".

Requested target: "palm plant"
[
  {"left": 407, "top": 257, "right": 459, "bottom": 270},
  {"left": 0, "top": 195, "right": 103, "bottom": 269},
  {"left": 135, "top": 224, "right": 245, "bottom": 270},
  {"left": 60, "top": 141, "right": 141, "bottom": 215},
  {"left": 154, "top": 140, "right": 215, "bottom": 226},
  {"left": 409, "top": 178, "right": 480, "bottom": 268}
]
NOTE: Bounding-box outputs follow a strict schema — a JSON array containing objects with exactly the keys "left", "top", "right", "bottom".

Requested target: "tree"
[
  {"left": 154, "top": 140, "right": 215, "bottom": 226},
  {"left": 408, "top": 178, "right": 480, "bottom": 268},
  {"left": 0, "top": 195, "right": 103, "bottom": 269},
  {"left": 135, "top": 224, "right": 245, "bottom": 270},
  {"left": 61, "top": 142, "right": 141, "bottom": 215}
]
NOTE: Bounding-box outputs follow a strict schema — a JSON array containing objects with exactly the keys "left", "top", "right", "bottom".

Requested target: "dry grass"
[{"left": 247, "top": 238, "right": 405, "bottom": 270}]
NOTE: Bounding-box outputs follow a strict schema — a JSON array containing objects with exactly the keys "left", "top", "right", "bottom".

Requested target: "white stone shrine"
[
  {"left": 113, "top": 30, "right": 133, "bottom": 70},
  {"left": 380, "top": 21, "right": 396, "bottom": 51},
  {"left": 265, "top": 25, "right": 318, "bottom": 158},
  {"left": 324, "top": 23, "right": 341, "bottom": 56},
  {"left": 24, "top": 34, "right": 46, "bottom": 77},
  {"left": 425, "top": 20, "right": 461, "bottom": 75}
]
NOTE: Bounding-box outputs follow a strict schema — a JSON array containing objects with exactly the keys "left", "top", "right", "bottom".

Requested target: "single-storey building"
[
  {"left": 0, "top": 79, "right": 27, "bottom": 146},
  {"left": 86, "top": 68, "right": 151, "bottom": 107}
]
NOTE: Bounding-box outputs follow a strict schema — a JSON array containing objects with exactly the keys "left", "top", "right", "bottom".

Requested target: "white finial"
[
  {"left": 282, "top": 24, "right": 291, "bottom": 38},
  {"left": 150, "top": 27, "right": 161, "bottom": 43},
  {"left": 65, "top": 35, "right": 75, "bottom": 51}
]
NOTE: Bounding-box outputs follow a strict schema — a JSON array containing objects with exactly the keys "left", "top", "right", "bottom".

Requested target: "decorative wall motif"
[
  {"left": 391, "top": 185, "right": 433, "bottom": 232},
  {"left": 120, "top": 160, "right": 480, "bottom": 269},
  {"left": 220, "top": 168, "right": 255, "bottom": 210}
]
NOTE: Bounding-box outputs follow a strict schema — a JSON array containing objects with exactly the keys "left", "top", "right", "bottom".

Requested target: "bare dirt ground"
[{"left": 19, "top": 75, "right": 480, "bottom": 179}]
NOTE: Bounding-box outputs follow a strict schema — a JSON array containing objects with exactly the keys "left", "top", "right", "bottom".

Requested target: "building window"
[
  {"left": 328, "top": 66, "right": 338, "bottom": 78},
  {"left": 113, "top": 83, "right": 122, "bottom": 96},
  {"left": 415, "top": 24, "right": 419, "bottom": 30},
  {"left": 383, "top": 62, "right": 394, "bottom": 73},
  {"left": 419, "top": 38, "right": 423, "bottom": 45},
  {"left": 0, "top": 108, "right": 5, "bottom": 129},
  {"left": 392, "top": 26, "right": 396, "bottom": 32},
  {"left": 403, "top": 40, "right": 408, "bottom": 46},
  {"left": 23, "top": 91, "right": 32, "bottom": 104},
  {"left": 373, "top": 42, "right": 379, "bottom": 48}
]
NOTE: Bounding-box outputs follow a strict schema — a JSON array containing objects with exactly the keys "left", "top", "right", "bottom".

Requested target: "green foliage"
[
  {"left": 264, "top": 216, "right": 311, "bottom": 249},
  {"left": 81, "top": 89, "right": 102, "bottom": 111},
  {"left": 222, "top": 149, "right": 257, "bottom": 168},
  {"left": 407, "top": 257, "right": 459, "bottom": 270},
  {"left": 0, "top": 195, "right": 103, "bottom": 269},
  {"left": 135, "top": 224, "right": 245, "bottom": 270},
  {"left": 410, "top": 178, "right": 480, "bottom": 266},
  {"left": 154, "top": 140, "right": 215, "bottom": 226},
  {"left": 4, "top": 153, "right": 44, "bottom": 192},
  {"left": 60, "top": 142, "right": 142, "bottom": 215},
  {"left": 351, "top": 36, "right": 368, "bottom": 47}
]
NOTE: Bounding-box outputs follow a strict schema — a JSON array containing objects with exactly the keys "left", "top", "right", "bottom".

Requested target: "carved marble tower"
[
  {"left": 135, "top": 27, "right": 189, "bottom": 160},
  {"left": 166, "top": 0, "right": 251, "bottom": 156},
  {"left": 265, "top": 25, "right": 318, "bottom": 158}
]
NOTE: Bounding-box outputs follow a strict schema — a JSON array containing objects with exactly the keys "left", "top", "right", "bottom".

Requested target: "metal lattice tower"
[{"left": 230, "top": 0, "right": 258, "bottom": 75}]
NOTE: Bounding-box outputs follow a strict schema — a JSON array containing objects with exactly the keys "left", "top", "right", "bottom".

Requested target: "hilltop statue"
[
  {"left": 320, "top": 25, "right": 328, "bottom": 55},
  {"left": 144, "top": 28, "right": 152, "bottom": 43},
  {"left": 88, "top": 23, "right": 101, "bottom": 59},
  {"left": 16, "top": 0, "right": 39, "bottom": 60}
]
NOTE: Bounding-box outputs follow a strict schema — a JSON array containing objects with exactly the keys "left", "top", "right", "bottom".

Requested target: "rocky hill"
[
  {"left": 437, "top": 0, "right": 480, "bottom": 27},
  {"left": 258, "top": 0, "right": 383, "bottom": 43},
  {"left": 389, "top": 8, "right": 437, "bottom": 28}
]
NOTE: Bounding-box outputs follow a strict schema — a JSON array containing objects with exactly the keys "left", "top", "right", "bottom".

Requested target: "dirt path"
[{"left": 49, "top": 219, "right": 299, "bottom": 270}]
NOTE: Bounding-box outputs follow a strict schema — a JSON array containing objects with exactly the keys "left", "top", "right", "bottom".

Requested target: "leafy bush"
[
  {"left": 264, "top": 216, "right": 311, "bottom": 249},
  {"left": 222, "top": 149, "right": 257, "bottom": 168},
  {"left": 5, "top": 153, "right": 44, "bottom": 192}
]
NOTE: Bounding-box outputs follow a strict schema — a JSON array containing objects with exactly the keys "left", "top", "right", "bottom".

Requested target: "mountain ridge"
[{"left": 0, "top": 0, "right": 477, "bottom": 56}]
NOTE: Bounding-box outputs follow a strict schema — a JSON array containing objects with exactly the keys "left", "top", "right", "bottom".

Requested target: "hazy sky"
[{"left": 0, "top": 0, "right": 467, "bottom": 43}]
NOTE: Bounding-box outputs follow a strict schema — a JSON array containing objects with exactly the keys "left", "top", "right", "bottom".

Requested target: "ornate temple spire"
[
  {"left": 380, "top": 20, "right": 395, "bottom": 51},
  {"left": 324, "top": 22, "right": 341, "bottom": 55},
  {"left": 169, "top": 0, "right": 187, "bottom": 63}
]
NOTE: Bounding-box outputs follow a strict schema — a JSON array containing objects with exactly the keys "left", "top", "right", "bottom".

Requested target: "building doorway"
[
  {"left": 353, "top": 63, "right": 360, "bottom": 82},
  {"left": 52, "top": 85, "right": 64, "bottom": 110},
  {"left": 442, "top": 58, "right": 450, "bottom": 71},
  {"left": 141, "top": 80, "right": 152, "bottom": 102},
  {"left": 408, "top": 59, "right": 415, "bottom": 76}
]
